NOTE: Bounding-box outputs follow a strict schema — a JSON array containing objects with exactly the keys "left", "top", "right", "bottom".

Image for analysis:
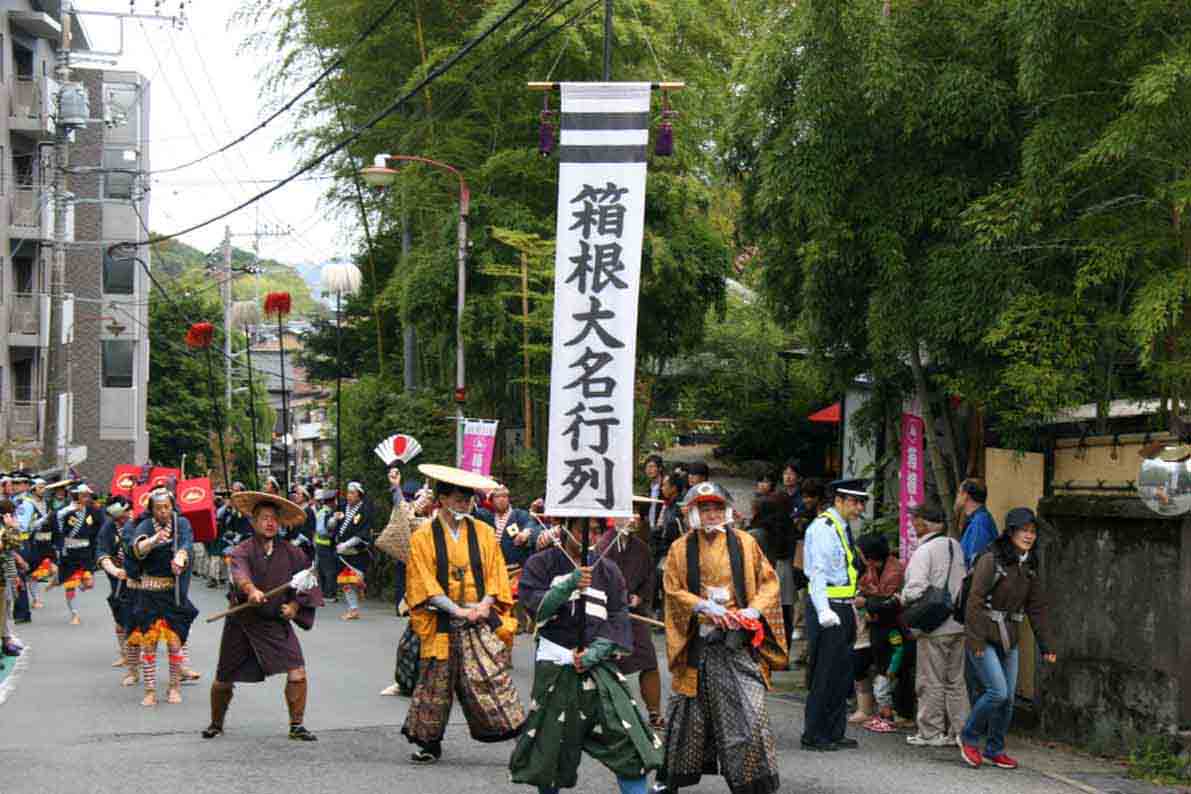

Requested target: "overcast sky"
[{"left": 75, "top": 0, "right": 349, "bottom": 267}]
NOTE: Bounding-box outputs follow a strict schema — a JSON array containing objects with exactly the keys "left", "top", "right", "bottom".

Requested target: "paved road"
[{"left": 1, "top": 583, "right": 1084, "bottom": 794}]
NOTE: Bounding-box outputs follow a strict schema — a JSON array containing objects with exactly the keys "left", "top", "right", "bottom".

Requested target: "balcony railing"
[
  {"left": 11, "top": 185, "right": 43, "bottom": 231},
  {"left": 8, "top": 292, "right": 44, "bottom": 336},
  {"left": 9, "top": 75, "right": 55, "bottom": 135},
  {"left": 10, "top": 76, "right": 39, "bottom": 119}
]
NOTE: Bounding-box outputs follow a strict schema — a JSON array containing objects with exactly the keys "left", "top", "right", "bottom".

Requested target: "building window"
[
  {"left": 103, "top": 147, "right": 138, "bottom": 200},
  {"left": 104, "top": 83, "right": 140, "bottom": 145},
  {"left": 103, "top": 251, "right": 135, "bottom": 294},
  {"left": 102, "top": 340, "right": 135, "bottom": 388}
]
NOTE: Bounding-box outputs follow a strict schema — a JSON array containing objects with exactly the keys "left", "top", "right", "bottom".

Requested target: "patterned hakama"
[
  {"left": 401, "top": 620, "right": 524, "bottom": 748},
  {"left": 660, "top": 642, "right": 780, "bottom": 794}
]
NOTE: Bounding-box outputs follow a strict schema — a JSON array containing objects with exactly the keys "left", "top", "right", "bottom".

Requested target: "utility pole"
[
  {"left": 521, "top": 252, "right": 532, "bottom": 450},
  {"left": 222, "top": 226, "right": 232, "bottom": 413},
  {"left": 42, "top": 2, "right": 72, "bottom": 472},
  {"left": 402, "top": 212, "right": 416, "bottom": 392}
]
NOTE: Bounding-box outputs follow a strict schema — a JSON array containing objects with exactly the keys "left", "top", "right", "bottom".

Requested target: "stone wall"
[{"left": 1036, "top": 495, "right": 1189, "bottom": 744}]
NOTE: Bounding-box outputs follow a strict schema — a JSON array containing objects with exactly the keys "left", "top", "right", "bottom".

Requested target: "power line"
[
  {"left": 149, "top": 0, "right": 405, "bottom": 176},
  {"left": 138, "top": 0, "right": 534, "bottom": 247}
]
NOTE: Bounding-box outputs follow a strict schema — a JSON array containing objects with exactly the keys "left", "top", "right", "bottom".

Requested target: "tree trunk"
[
  {"left": 908, "top": 342, "right": 956, "bottom": 524},
  {"left": 939, "top": 390, "right": 964, "bottom": 486}
]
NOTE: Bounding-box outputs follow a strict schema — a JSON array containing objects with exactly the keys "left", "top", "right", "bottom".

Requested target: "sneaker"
[
  {"left": 2, "top": 641, "right": 21, "bottom": 657},
  {"left": 986, "top": 753, "right": 1018, "bottom": 769},
  {"left": 960, "top": 742, "right": 983, "bottom": 768},
  {"left": 833, "top": 737, "right": 860, "bottom": 749},
  {"left": 907, "top": 734, "right": 952, "bottom": 747}
]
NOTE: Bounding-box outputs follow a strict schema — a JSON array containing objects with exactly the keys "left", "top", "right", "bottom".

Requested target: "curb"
[
  {"left": 0, "top": 642, "right": 30, "bottom": 706},
  {"left": 1032, "top": 771, "right": 1107, "bottom": 794}
]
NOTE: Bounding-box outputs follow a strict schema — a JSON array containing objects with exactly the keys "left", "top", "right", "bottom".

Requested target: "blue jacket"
[
  {"left": 474, "top": 506, "right": 539, "bottom": 566},
  {"left": 959, "top": 506, "right": 998, "bottom": 569}
]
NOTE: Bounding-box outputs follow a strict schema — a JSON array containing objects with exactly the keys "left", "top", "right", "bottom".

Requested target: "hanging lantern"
[
  {"left": 320, "top": 261, "right": 363, "bottom": 296},
  {"left": 538, "top": 93, "right": 555, "bottom": 157},
  {"left": 655, "top": 91, "right": 677, "bottom": 157},
  {"left": 263, "top": 291, "right": 292, "bottom": 318},
  {"left": 185, "top": 321, "right": 215, "bottom": 350}
]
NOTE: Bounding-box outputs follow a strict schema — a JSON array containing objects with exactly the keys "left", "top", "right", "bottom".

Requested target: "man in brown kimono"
[
  {"left": 202, "top": 491, "right": 324, "bottom": 741},
  {"left": 597, "top": 518, "right": 662, "bottom": 728},
  {"left": 654, "top": 482, "right": 787, "bottom": 794}
]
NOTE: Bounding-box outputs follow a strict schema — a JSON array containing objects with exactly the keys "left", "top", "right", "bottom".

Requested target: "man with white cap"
[
  {"left": 801, "top": 477, "right": 868, "bottom": 752},
  {"left": 24, "top": 478, "right": 55, "bottom": 610},
  {"left": 54, "top": 483, "right": 103, "bottom": 624},
  {"left": 9, "top": 471, "right": 36, "bottom": 623},
  {"left": 126, "top": 489, "right": 199, "bottom": 706},
  {"left": 96, "top": 496, "right": 139, "bottom": 684},
  {"left": 333, "top": 481, "right": 372, "bottom": 621}
]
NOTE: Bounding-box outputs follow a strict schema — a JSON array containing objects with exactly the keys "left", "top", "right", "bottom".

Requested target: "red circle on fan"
[{"left": 392, "top": 436, "right": 408, "bottom": 456}]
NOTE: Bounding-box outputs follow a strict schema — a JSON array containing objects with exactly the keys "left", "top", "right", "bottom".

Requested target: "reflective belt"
[
  {"left": 315, "top": 537, "right": 331, "bottom": 546},
  {"left": 823, "top": 511, "right": 857, "bottom": 599}
]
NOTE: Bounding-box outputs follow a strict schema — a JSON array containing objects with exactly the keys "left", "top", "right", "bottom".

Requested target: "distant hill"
[{"left": 149, "top": 237, "right": 325, "bottom": 317}]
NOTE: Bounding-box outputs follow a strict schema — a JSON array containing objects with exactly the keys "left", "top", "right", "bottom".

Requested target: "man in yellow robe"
[
  {"left": 401, "top": 465, "right": 525, "bottom": 764},
  {"left": 654, "top": 482, "right": 787, "bottom": 794}
]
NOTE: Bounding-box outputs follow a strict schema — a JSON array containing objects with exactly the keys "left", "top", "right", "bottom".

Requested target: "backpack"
[{"left": 954, "top": 549, "right": 1006, "bottom": 625}]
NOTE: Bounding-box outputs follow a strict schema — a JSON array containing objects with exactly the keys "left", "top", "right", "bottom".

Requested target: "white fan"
[{"left": 374, "top": 433, "right": 423, "bottom": 466}]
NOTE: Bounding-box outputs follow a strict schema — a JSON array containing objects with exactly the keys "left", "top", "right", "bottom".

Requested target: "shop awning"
[{"left": 808, "top": 402, "right": 841, "bottom": 424}]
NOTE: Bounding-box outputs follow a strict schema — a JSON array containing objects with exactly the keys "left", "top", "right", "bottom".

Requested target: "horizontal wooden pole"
[{"left": 527, "top": 81, "right": 685, "bottom": 91}]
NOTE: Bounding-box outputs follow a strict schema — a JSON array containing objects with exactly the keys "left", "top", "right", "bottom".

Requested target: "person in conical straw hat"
[
  {"left": 202, "top": 491, "right": 324, "bottom": 741},
  {"left": 401, "top": 464, "right": 525, "bottom": 765}
]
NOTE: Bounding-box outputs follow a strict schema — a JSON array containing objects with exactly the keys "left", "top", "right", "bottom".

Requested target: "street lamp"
[
  {"left": 320, "top": 261, "right": 362, "bottom": 496},
  {"left": 361, "top": 153, "right": 471, "bottom": 466}
]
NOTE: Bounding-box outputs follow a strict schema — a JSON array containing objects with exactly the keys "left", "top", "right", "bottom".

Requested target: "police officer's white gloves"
[{"left": 817, "top": 609, "right": 841, "bottom": 628}]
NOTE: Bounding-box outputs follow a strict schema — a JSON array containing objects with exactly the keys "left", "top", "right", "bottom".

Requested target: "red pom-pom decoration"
[
  {"left": 185, "top": 321, "right": 215, "bottom": 350},
  {"left": 263, "top": 292, "right": 292, "bottom": 318}
]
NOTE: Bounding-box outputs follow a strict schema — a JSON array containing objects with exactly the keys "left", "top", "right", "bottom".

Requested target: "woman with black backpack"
[{"left": 958, "top": 507, "right": 1057, "bottom": 771}]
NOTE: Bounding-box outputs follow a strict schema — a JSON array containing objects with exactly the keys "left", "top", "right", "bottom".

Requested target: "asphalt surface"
[{"left": 0, "top": 582, "right": 1084, "bottom": 794}]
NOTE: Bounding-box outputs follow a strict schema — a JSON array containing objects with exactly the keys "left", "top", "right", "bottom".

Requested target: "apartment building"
[{"left": 0, "top": 2, "right": 150, "bottom": 485}]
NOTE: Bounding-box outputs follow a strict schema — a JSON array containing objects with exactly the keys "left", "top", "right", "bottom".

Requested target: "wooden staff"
[
  {"left": 631, "top": 613, "right": 665, "bottom": 629},
  {"left": 204, "top": 580, "right": 293, "bottom": 623}
]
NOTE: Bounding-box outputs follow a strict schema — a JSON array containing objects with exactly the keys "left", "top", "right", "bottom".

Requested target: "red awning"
[{"left": 808, "top": 402, "right": 841, "bottom": 424}]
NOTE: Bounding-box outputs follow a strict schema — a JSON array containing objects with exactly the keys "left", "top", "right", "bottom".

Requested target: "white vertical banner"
[{"left": 545, "top": 83, "right": 651, "bottom": 518}]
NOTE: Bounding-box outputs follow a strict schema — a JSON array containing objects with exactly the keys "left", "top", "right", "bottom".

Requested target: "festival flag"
[{"left": 544, "top": 83, "right": 651, "bottom": 517}]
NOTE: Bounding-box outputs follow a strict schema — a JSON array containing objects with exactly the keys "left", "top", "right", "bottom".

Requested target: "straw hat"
[
  {"left": 230, "top": 491, "right": 307, "bottom": 527},
  {"left": 417, "top": 464, "right": 498, "bottom": 493}
]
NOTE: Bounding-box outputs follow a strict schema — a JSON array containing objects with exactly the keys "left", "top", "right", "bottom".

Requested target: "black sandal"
[
  {"left": 201, "top": 724, "right": 223, "bottom": 739},
  {"left": 288, "top": 725, "right": 318, "bottom": 742}
]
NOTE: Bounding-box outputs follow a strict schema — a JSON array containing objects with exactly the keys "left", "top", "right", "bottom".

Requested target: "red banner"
[
  {"left": 148, "top": 467, "right": 181, "bottom": 491},
  {"left": 110, "top": 465, "right": 141, "bottom": 498},
  {"left": 177, "top": 477, "right": 216, "bottom": 543}
]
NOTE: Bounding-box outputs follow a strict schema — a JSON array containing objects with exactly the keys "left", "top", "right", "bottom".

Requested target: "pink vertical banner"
[
  {"left": 461, "top": 419, "right": 500, "bottom": 476},
  {"left": 899, "top": 413, "right": 925, "bottom": 565}
]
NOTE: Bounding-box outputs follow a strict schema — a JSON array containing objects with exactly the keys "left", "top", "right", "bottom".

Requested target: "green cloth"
[
  {"left": 537, "top": 570, "right": 580, "bottom": 622},
  {"left": 509, "top": 661, "right": 663, "bottom": 789},
  {"left": 580, "top": 637, "right": 617, "bottom": 669}
]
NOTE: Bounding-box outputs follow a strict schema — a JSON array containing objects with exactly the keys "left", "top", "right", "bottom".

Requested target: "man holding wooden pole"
[{"left": 201, "top": 491, "right": 323, "bottom": 741}]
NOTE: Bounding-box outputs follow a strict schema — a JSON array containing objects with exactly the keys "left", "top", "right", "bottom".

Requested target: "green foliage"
[
  {"left": 244, "top": 0, "right": 740, "bottom": 444},
  {"left": 331, "top": 376, "right": 456, "bottom": 504},
  {"left": 1128, "top": 735, "right": 1191, "bottom": 784},
  {"left": 147, "top": 291, "right": 273, "bottom": 486},
  {"left": 151, "top": 237, "right": 323, "bottom": 316}
]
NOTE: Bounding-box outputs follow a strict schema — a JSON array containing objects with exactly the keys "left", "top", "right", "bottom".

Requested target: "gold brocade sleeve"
[
  {"left": 476, "top": 520, "right": 517, "bottom": 647},
  {"left": 662, "top": 535, "right": 701, "bottom": 696}
]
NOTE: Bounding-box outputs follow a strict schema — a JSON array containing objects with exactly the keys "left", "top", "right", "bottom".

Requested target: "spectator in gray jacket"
[{"left": 900, "top": 503, "right": 968, "bottom": 746}]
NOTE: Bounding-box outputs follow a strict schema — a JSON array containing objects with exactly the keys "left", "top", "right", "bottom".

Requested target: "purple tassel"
[
  {"left": 655, "top": 121, "right": 674, "bottom": 157},
  {"left": 539, "top": 114, "right": 555, "bottom": 157}
]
